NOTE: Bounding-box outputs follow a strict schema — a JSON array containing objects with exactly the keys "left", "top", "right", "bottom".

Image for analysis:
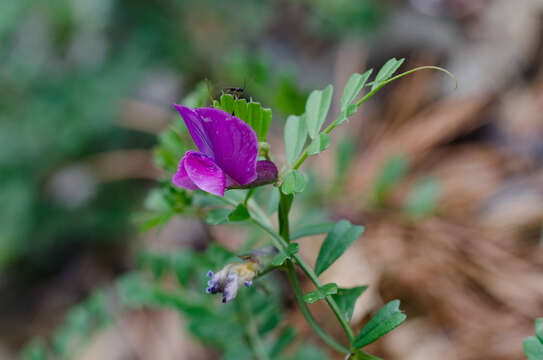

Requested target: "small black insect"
[{"left": 221, "top": 86, "right": 245, "bottom": 99}]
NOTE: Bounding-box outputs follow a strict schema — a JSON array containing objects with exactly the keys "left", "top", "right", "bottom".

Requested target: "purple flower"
[{"left": 172, "top": 105, "right": 277, "bottom": 196}]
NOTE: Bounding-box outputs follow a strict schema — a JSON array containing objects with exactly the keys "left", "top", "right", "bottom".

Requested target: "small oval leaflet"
[
  {"left": 352, "top": 300, "right": 407, "bottom": 348},
  {"left": 303, "top": 283, "right": 338, "bottom": 304},
  {"left": 281, "top": 169, "right": 307, "bottom": 195}
]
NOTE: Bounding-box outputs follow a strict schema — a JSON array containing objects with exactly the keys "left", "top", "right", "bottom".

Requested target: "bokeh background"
[{"left": 2, "top": 0, "right": 543, "bottom": 359}]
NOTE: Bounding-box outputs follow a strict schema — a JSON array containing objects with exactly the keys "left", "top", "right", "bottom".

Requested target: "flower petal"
[
  {"left": 172, "top": 155, "right": 199, "bottom": 191},
  {"left": 225, "top": 160, "right": 278, "bottom": 189},
  {"left": 173, "top": 105, "right": 214, "bottom": 157},
  {"left": 253, "top": 160, "right": 278, "bottom": 186},
  {"left": 174, "top": 105, "right": 259, "bottom": 185},
  {"left": 183, "top": 151, "right": 226, "bottom": 196},
  {"left": 223, "top": 273, "right": 240, "bottom": 303},
  {"left": 195, "top": 107, "right": 258, "bottom": 185}
]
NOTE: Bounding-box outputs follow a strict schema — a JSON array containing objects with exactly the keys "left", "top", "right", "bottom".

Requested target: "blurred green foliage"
[
  {"left": 0, "top": 0, "right": 386, "bottom": 271},
  {"left": 22, "top": 244, "right": 329, "bottom": 360},
  {"left": 304, "top": 0, "right": 387, "bottom": 35},
  {"left": 6, "top": 0, "right": 392, "bottom": 357},
  {"left": 0, "top": 0, "right": 285, "bottom": 271}
]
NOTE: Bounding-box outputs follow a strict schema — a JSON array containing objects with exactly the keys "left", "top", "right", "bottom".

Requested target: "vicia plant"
[
  {"left": 19, "top": 59, "right": 457, "bottom": 360},
  {"left": 164, "top": 58, "right": 456, "bottom": 359}
]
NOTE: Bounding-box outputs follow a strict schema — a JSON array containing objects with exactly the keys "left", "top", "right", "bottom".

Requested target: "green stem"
[
  {"left": 292, "top": 152, "right": 308, "bottom": 170},
  {"left": 250, "top": 215, "right": 355, "bottom": 343},
  {"left": 278, "top": 191, "right": 293, "bottom": 242},
  {"left": 285, "top": 261, "right": 349, "bottom": 354},
  {"left": 244, "top": 188, "right": 255, "bottom": 205},
  {"left": 292, "top": 252, "right": 355, "bottom": 341},
  {"left": 276, "top": 191, "right": 355, "bottom": 346},
  {"left": 218, "top": 193, "right": 355, "bottom": 351}
]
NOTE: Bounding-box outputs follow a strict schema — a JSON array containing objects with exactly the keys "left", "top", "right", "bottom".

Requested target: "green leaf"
[
  {"left": 305, "top": 84, "right": 333, "bottom": 139},
  {"left": 336, "top": 103, "right": 358, "bottom": 126},
  {"left": 536, "top": 318, "right": 543, "bottom": 344},
  {"left": 228, "top": 204, "right": 250, "bottom": 222},
  {"left": 303, "top": 283, "right": 338, "bottom": 304},
  {"left": 284, "top": 114, "right": 307, "bottom": 165},
  {"left": 216, "top": 95, "right": 272, "bottom": 142},
  {"left": 206, "top": 208, "right": 231, "bottom": 225},
  {"left": 271, "top": 243, "right": 299, "bottom": 266},
  {"left": 291, "top": 222, "right": 336, "bottom": 240},
  {"left": 281, "top": 170, "right": 307, "bottom": 195},
  {"left": 247, "top": 102, "right": 261, "bottom": 131},
  {"left": 353, "top": 300, "right": 407, "bottom": 348},
  {"left": 139, "top": 212, "right": 173, "bottom": 232},
  {"left": 341, "top": 70, "right": 372, "bottom": 111},
  {"left": 332, "top": 286, "right": 368, "bottom": 322},
  {"left": 233, "top": 98, "right": 248, "bottom": 122},
  {"left": 524, "top": 336, "right": 543, "bottom": 360},
  {"left": 271, "top": 252, "right": 288, "bottom": 267},
  {"left": 371, "top": 58, "right": 405, "bottom": 91},
  {"left": 220, "top": 93, "right": 235, "bottom": 114},
  {"left": 315, "top": 220, "right": 365, "bottom": 276},
  {"left": 351, "top": 350, "right": 383, "bottom": 360},
  {"left": 306, "top": 133, "right": 330, "bottom": 156},
  {"left": 403, "top": 176, "right": 440, "bottom": 218},
  {"left": 266, "top": 187, "right": 280, "bottom": 214},
  {"left": 260, "top": 108, "right": 272, "bottom": 142}
]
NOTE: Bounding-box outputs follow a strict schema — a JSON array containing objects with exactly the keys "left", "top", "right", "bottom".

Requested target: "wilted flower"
[
  {"left": 206, "top": 247, "right": 278, "bottom": 303},
  {"left": 172, "top": 105, "right": 278, "bottom": 196},
  {"left": 206, "top": 261, "right": 260, "bottom": 303}
]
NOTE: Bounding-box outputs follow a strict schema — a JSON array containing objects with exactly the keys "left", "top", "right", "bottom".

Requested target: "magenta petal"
[
  {"left": 195, "top": 108, "right": 258, "bottom": 185},
  {"left": 174, "top": 106, "right": 258, "bottom": 185},
  {"left": 172, "top": 155, "right": 199, "bottom": 191},
  {"left": 173, "top": 105, "right": 214, "bottom": 157},
  {"left": 183, "top": 151, "right": 226, "bottom": 196},
  {"left": 253, "top": 160, "right": 278, "bottom": 186},
  {"left": 224, "top": 160, "right": 278, "bottom": 189}
]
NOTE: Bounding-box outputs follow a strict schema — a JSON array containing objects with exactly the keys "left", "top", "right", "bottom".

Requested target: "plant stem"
[
  {"left": 219, "top": 192, "right": 355, "bottom": 351},
  {"left": 285, "top": 261, "right": 349, "bottom": 354},
  {"left": 244, "top": 188, "right": 255, "bottom": 205},
  {"left": 278, "top": 192, "right": 293, "bottom": 242},
  {"left": 250, "top": 214, "right": 355, "bottom": 343},
  {"left": 291, "top": 252, "right": 355, "bottom": 341},
  {"left": 292, "top": 152, "right": 308, "bottom": 170},
  {"left": 276, "top": 190, "right": 355, "bottom": 346}
]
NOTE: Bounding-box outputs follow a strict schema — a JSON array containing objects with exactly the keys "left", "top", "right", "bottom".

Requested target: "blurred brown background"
[{"left": 1, "top": 0, "right": 542, "bottom": 359}]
